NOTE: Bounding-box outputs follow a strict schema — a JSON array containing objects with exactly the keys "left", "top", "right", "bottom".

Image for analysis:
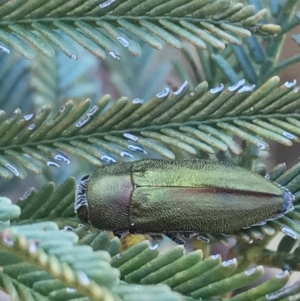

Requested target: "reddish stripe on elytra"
[{"left": 142, "top": 186, "right": 281, "bottom": 197}]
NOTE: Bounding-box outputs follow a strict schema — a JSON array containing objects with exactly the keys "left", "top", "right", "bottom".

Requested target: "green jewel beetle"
[{"left": 75, "top": 159, "right": 294, "bottom": 244}]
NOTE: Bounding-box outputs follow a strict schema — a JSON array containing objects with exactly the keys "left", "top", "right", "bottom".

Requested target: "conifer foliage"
[{"left": 1, "top": 1, "right": 300, "bottom": 301}]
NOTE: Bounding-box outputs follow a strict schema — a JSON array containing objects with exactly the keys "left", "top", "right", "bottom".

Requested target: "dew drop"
[
  {"left": 88, "top": 105, "right": 99, "bottom": 116},
  {"left": 63, "top": 226, "right": 74, "bottom": 231},
  {"left": 124, "top": 133, "right": 139, "bottom": 141},
  {"left": 54, "top": 154, "right": 70, "bottom": 164},
  {"left": 238, "top": 84, "right": 256, "bottom": 93},
  {"left": 28, "top": 124, "right": 36, "bottom": 131},
  {"left": 60, "top": 106, "right": 66, "bottom": 113},
  {"left": 174, "top": 80, "right": 188, "bottom": 95},
  {"left": 266, "top": 281, "right": 300, "bottom": 301},
  {"left": 265, "top": 292, "right": 283, "bottom": 300},
  {"left": 109, "top": 50, "right": 121, "bottom": 60},
  {"left": 132, "top": 98, "right": 144, "bottom": 104},
  {"left": 28, "top": 243, "right": 38, "bottom": 253},
  {"left": 75, "top": 116, "right": 90, "bottom": 128},
  {"left": 120, "top": 151, "right": 133, "bottom": 158},
  {"left": 210, "top": 83, "right": 224, "bottom": 94},
  {"left": 284, "top": 79, "right": 297, "bottom": 88},
  {"left": 275, "top": 270, "right": 289, "bottom": 279},
  {"left": 293, "top": 87, "right": 299, "bottom": 93},
  {"left": 156, "top": 87, "right": 170, "bottom": 98},
  {"left": 5, "top": 164, "right": 19, "bottom": 176},
  {"left": 283, "top": 131, "right": 294, "bottom": 139},
  {"left": 101, "top": 155, "right": 116, "bottom": 163},
  {"left": 210, "top": 254, "right": 220, "bottom": 260},
  {"left": 222, "top": 258, "right": 237, "bottom": 267},
  {"left": 24, "top": 114, "right": 33, "bottom": 121},
  {"left": 20, "top": 187, "right": 36, "bottom": 201},
  {"left": 117, "top": 253, "right": 122, "bottom": 259},
  {"left": 228, "top": 79, "right": 245, "bottom": 91},
  {"left": 100, "top": 0, "right": 116, "bottom": 8},
  {"left": 245, "top": 267, "right": 256, "bottom": 276},
  {"left": 281, "top": 227, "right": 298, "bottom": 239},
  {"left": 257, "top": 142, "right": 266, "bottom": 150},
  {"left": 0, "top": 45, "right": 10, "bottom": 54},
  {"left": 78, "top": 271, "right": 90, "bottom": 285},
  {"left": 149, "top": 244, "right": 158, "bottom": 250},
  {"left": 117, "top": 36, "right": 129, "bottom": 47},
  {"left": 70, "top": 54, "right": 78, "bottom": 60},
  {"left": 66, "top": 287, "right": 76, "bottom": 293},
  {"left": 128, "top": 145, "right": 147, "bottom": 154},
  {"left": 47, "top": 161, "right": 60, "bottom": 168}
]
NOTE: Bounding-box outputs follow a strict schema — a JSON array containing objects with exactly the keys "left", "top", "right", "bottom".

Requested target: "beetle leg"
[
  {"left": 196, "top": 234, "right": 210, "bottom": 243},
  {"left": 150, "top": 234, "right": 164, "bottom": 243},
  {"left": 188, "top": 233, "right": 199, "bottom": 239},
  {"left": 165, "top": 233, "right": 186, "bottom": 245},
  {"left": 211, "top": 234, "right": 230, "bottom": 246},
  {"left": 113, "top": 230, "right": 129, "bottom": 239}
]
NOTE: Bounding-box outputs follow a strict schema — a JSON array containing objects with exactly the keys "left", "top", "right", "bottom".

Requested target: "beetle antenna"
[{"left": 75, "top": 175, "right": 90, "bottom": 223}]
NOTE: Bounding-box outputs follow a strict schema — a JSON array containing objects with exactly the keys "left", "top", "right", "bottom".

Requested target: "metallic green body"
[{"left": 84, "top": 159, "right": 289, "bottom": 235}]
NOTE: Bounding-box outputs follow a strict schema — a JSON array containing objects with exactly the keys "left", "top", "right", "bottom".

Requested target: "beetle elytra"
[{"left": 75, "top": 159, "right": 294, "bottom": 244}]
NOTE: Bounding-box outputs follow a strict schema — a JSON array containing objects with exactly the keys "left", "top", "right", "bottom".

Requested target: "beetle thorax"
[{"left": 86, "top": 162, "right": 133, "bottom": 231}]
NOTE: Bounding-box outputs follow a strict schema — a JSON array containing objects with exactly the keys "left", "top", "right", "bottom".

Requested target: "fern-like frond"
[
  {"left": 16, "top": 177, "right": 76, "bottom": 221},
  {"left": 0, "top": 222, "right": 184, "bottom": 301},
  {"left": 0, "top": 222, "right": 118, "bottom": 301},
  {"left": 0, "top": 0, "right": 280, "bottom": 59},
  {"left": 1, "top": 76, "right": 300, "bottom": 178},
  {"left": 174, "top": 0, "right": 300, "bottom": 87},
  {"left": 1, "top": 221, "right": 300, "bottom": 300},
  {"left": 0, "top": 51, "right": 31, "bottom": 114},
  {"left": 109, "top": 241, "right": 296, "bottom": 300},
  {"left": 0, "top": 197, "right": 20, "bottom": 230},
  {"left": 0, "top": 48, "right": 101, "bottom": 116},
  {"left": 103, "top": 42, "right": 174, "bottom": 101}
]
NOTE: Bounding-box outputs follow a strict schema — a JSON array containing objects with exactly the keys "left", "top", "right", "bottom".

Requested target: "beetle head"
[{"left": 75, "top": 175, "right": 90, "bottom": 224}]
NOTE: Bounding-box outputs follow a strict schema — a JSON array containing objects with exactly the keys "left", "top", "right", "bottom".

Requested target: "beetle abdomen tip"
[
  {"left": 261, "top": 188, "right": 294, "bottom": 223},
  {"left": 280, "top": 188, "right": 294, "bottom": 214}
]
